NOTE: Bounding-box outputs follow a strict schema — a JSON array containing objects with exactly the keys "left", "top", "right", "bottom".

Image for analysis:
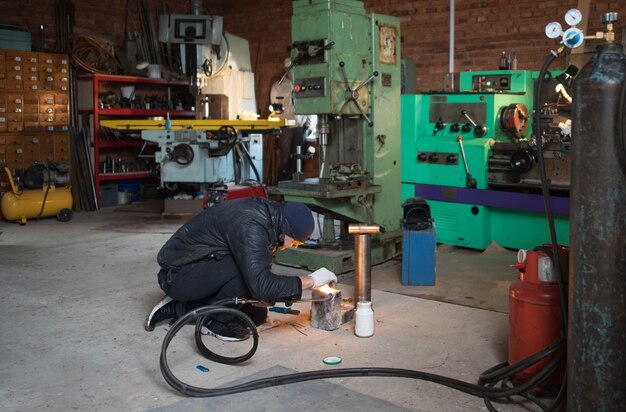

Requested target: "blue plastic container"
[
  {"left": 118, "top": 182, "right": 141, "bottom": 202},
  {"left": 401, "top": 198, "right": 436, "bottom": 285},
  {"left": 402, "top": 226, "right": 436, "bottom": 285}
]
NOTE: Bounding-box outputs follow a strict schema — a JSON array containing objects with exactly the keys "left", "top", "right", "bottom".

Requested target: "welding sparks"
[
  {"left": 278, "top": 239, "right": 303, "bottom": 251},
  {"left": 316, "top": 284, "right": 338, "bottom": 295}
]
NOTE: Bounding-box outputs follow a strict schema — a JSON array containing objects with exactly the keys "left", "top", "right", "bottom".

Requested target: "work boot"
[
  {"left": 241, "top": 303, "right": 268, "bottom": 326},
  {"left": 144, "top": 295, "right": 177, "bottom": 331},
  {"left": 201, "top": 319, "right": 252, "bottom": 342}
]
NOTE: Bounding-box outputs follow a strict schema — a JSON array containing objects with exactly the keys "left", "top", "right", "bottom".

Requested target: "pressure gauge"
[
  {"left": 562, "top": 27, "right": 584, "bottom": 49},
  {"left": 545, "top": 21, "right": 563, "bottom": 39},
  {"left": 565, "top": 8, "right": 583, "bottom": 26}
]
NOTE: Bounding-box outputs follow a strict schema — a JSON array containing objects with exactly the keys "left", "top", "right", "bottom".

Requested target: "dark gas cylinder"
[
  {"left": 569, "top": 40, "right": 626, "bottom": 410},
  {"left": 509, "top": 247, "right": 566, "bottom": 388}
]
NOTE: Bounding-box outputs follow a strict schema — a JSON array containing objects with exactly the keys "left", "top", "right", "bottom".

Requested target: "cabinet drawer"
[
  {"left": 6, "top": 51, "right": 23, "bottom": 62},
  {"left": 54, "top": 154, "right": 70, "bottom": 164},
  {"left": 7, "top": 122, "right": 23, "bottom": 132},
  {"left": 54, "top": 134, "right": 69, "bottom": 147},
  {"left": 55, "top": 113, "right": 69, "bottom": 124},
  {"left": 4, "top": 80, "right": 23, "bottom": 90},
  {"left": 6, "top": 158, "right": 25, "bottom": 170},
  {"left": 55, "top": 56, "right": 69, "bottom": 67},
  {"left": 7, "top": 154, "right": 25, "bottom": 166},
  {"left": 7, "top": 105, "right": 22, "bottom": 114},
  {"left": 40, "top": 136, "right": 54, "bottom": 153},
  {"left": 23, "top": 135, "right": 40, "bottom": 145},
  {"left": 40, "top": 93, "right": 55, "bottom": 105},
  {"left": 24, "top": 82, "right": 40, "bottom": 91},
  {"left": 40, "top": 105, "right": 55, "bottom": 114},
  {"left": 7, "top": 94, "right": 23, "bottom": 105},
  {"left": 40, "top": 152, "right": 55, "bottom": 162},
  {"left": 7, "top": 113, "right": 23, "bottom": 123},
  {"left": 23, "top": 104, "right": 39, "bottom": 114},
  {"left": 23, "top": 113, "right": 39, "bottom": 123},
  {"left": 39, "top": 113, "right": 54, "bottom": 124},
  {"left": 24, "top": 148, "right": 40, "bottom": 161},
  {"left": 54, "top": 104, "right": 68, "bottom": 114},
  {"left": 7, "top": 143, "right": 23, "bottom": 154}
]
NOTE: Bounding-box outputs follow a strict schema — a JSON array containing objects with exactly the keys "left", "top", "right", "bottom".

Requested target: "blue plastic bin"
[{"left": 401, "top": 198, "right": 436, "bottom": 285}]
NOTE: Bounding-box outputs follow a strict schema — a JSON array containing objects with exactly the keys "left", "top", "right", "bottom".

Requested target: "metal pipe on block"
[{"left": 348, "top": 224, "right": 382, "bottom": 303}]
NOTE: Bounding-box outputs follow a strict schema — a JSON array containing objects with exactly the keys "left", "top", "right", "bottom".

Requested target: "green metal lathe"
[
  {"left": 269, "top": 0, "right": 402, "bottom": 273},
  {"left": 401, "top": 70, "right": 571, "bottom": 250}
]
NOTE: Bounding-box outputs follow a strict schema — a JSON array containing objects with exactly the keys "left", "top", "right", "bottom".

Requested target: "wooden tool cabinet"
[{"left": 0, "top": 49, "right": 71, "bottom": 194}]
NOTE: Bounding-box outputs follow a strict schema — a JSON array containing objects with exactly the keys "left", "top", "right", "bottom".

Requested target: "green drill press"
[{"left": 268, "top": 0, "right": 402, "bottom": 273}]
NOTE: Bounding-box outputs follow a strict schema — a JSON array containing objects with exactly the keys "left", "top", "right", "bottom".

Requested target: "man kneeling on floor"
[{"left": 145, "top": 197, "right": 337, "bottom": 341}]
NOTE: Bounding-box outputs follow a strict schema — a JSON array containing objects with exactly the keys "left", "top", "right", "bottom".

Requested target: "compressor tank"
[
  {"left": 569, "top": 41, "right": 626, "bottom": 409},
  {"left": 1, "top": 185, "right": 73, "bottom": 224}
]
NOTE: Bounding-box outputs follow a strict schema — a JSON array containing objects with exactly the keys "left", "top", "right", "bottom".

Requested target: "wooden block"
[{"left": 311, "top": 286, "right": 345, "bottom": 331}]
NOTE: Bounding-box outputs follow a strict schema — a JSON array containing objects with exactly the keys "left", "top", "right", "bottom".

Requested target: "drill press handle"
[{"left": 336, "top": 61, "right": 378, "bottom": 127}]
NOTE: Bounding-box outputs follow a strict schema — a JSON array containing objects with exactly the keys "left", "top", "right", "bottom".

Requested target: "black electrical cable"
[
  {"left": 37, "top": 165, "right": 52, "bottom": 218},
  {"left": 238, "top": 141, "right": 261, "bottom": 183},
  {"left": 160, "top": 302, "right": 564, "bottom": 410},
  {"left": 533, "top": 52, "right": 568, "bottom": 330},
  {"left": 479, "top": 50, "right": 570, "bottom": 412}
]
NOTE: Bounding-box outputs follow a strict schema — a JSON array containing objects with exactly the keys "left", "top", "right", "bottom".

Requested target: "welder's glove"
[{"left": 309, "top": 267, "right": 337, "bottom": 288}]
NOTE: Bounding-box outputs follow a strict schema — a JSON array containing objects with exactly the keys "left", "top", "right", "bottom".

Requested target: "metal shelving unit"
[{"left": 76, "top": 74, "right": 194, "bottom": 205}]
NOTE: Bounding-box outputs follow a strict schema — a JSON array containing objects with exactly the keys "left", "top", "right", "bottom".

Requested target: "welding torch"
[{"left": 269, "top": 307, "right": 301, "bottom": 315}]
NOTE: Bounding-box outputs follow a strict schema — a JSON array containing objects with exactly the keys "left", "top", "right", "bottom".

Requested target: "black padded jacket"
[{"left": 157, "top": 197, "right": 302, "bottom": 301}]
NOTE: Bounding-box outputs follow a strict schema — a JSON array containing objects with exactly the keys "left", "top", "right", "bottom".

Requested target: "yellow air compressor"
[{"left": 1, "top": 165, "right": 73, "bottom": 224}]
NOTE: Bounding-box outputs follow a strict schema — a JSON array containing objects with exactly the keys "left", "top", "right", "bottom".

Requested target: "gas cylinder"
[
  {"left": 508, "top": 246, "right": 567, "bottom": 387},
  {"left": 569, "top": 14, "right": 626, "bottom": 409}
]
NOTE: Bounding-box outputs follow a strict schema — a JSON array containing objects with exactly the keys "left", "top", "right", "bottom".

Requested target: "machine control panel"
[
  {"left": 293, "top": 77, "right": 326, "bottom": 98},
  {"left": 472, "top": 74, "right": 511, "bottom": 92},
  {"left": 417, "top": 151, "right": 458, "bottom": 165}
]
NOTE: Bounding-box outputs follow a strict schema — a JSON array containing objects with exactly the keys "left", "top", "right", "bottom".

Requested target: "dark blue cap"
[{"left": 282, "top": 202, "right": 314, "bottom": 242}]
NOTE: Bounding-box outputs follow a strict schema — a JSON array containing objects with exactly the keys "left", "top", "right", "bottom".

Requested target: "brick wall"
[
  {"left": 213, "top": 0, "right": 626, "bottom": 114},
  {"left": 1, "top": 0, "right": 625, "bottom": 115}
]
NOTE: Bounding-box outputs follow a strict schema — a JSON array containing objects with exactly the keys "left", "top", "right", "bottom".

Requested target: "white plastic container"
[
  {"left": 148, "top": 64, "right": 161, "bottom": 78},
  {"left": 355, "top": 301, "right": 374, "bottom": 337}
]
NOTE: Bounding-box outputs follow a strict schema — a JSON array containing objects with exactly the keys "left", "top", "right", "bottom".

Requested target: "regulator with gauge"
[{"left": 544, "top": 8, "right": 585, "bottom": 49}]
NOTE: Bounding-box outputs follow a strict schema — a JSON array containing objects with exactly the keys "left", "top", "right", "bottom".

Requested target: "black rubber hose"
[
  {"left": 533, "top": 52, "right": 568, "bottom": 332},
  {"left": 37, "top": 165, "right": 52, "bottom": 218},
  {"left": 194, "top": 308, "right": 258, "bottom": 365},
  {"left": 529, "top": 50, "right": 568, "bottom": 412},
  {"left": 160, "top": 303, "right": 563, "bottom": 411},
  {"left": 238, "top": 141, "right": 261, "bottom": 183},
  {"left": 160, "top": 305, "right": 259, "bottom": 393},
  {"left": 478, "top": 339, "right": 563, "bottom": 384}
]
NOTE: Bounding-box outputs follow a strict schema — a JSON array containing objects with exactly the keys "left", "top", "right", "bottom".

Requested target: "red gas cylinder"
[{"left": 508, "top": 245, "right": 567, "bottom": 388}]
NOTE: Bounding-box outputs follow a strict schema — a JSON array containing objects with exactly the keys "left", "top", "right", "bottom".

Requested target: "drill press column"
[{"left": 269, "top": 0, "right": 402, "bottom": 273}]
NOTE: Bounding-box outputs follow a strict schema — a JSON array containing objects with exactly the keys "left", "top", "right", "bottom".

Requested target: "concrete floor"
[{"left": 0, "top": 203, "right": 539, "bottom": 411}]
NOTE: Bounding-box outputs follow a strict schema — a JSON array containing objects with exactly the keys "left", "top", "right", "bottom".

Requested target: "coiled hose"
[{"left": 160, "top": 300, "right": 564, "bottom": 410}]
